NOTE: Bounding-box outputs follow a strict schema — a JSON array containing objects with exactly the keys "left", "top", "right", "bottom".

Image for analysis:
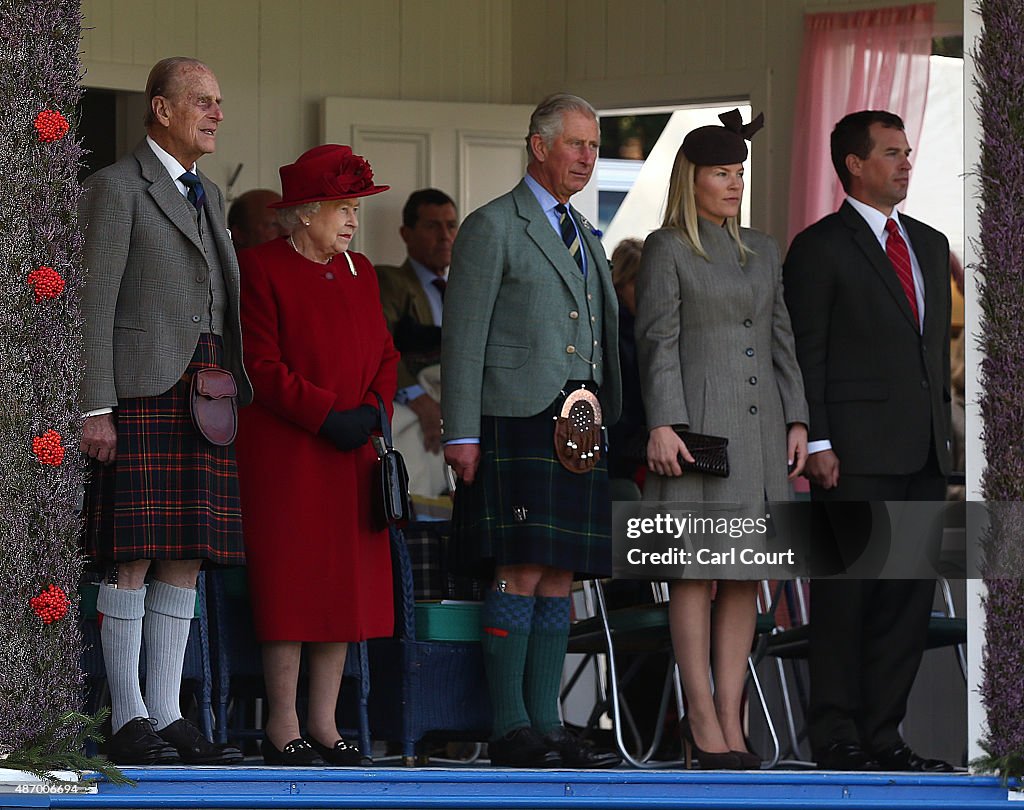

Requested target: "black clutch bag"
[
  {"left": 627, "top": 428, "right": 730, "bottom": 478},
  {"left": 371, "top": 393, "right": 412, "bottom": 530}
]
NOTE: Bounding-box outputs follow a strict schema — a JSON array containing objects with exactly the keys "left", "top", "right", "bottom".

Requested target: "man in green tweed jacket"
[{"left": 442, "top": 93, "right": 622, "bottom": 769}]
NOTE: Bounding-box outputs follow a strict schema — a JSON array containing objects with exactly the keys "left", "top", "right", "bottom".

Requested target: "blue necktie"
[
  {"left": 554, "top": 203, "right": 584, "bottom": 273},
  {"left": 179, "top": 171, "right": 205, "bottom": 214}
]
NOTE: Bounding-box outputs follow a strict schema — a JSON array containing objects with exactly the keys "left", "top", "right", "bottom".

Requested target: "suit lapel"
[
  {"left": 513, "top": 180, "right": 586, "bottom": 296},
  {"left": 841, "top": 201, "right": 918, "bottom": 331},
  {"left": 135, "top": 141, "right": 206, "bottom": 257},
  {"left": 902, "top": 215, "right": 943, "bottom": 337},
  {"left": 402, "top": 259, "right": 435, "bottom": 324},
  {"left": 200, "top": 171, "right": 238, "bottom": 276}
]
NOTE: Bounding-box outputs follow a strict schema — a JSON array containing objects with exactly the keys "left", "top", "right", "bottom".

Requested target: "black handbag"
[
  {"left": 628, "top": 428, "right": 730, "bottom": 478},
  {"left": 371, "top": 393, "right": 412, "bottom": 530}
]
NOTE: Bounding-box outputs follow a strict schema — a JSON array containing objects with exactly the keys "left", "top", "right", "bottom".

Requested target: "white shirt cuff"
[
  {"left": 84, "top": 407, "right": 113, "bottom": 417},
  {"left": 808, "top": 439, "right": 832, "bottom": 454}
]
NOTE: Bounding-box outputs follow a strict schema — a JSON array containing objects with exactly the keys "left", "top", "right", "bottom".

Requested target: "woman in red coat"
[{"left": 235, "top": 144, "right": 399, "bottom": 766}]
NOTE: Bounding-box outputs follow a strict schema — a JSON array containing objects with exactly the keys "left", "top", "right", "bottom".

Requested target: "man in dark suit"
[
  {"left": 79, "top": 57, "right": 250, "bottom": 766},
  {"left": 783, "top": 110, "right": 953, "bottom": 772},
  {"left": 377, "top": 189, "right": 458, "bottom": 498},
  {"left": 227, "top": 188, "right": 287, "bottom": 251},
  {"left": 442, "top": 93, "right": 621, "bottom": 769}
]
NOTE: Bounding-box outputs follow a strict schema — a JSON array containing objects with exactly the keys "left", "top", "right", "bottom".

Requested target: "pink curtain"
[{"left": 786, "top": 4, "right": 935, "bottom": 245}]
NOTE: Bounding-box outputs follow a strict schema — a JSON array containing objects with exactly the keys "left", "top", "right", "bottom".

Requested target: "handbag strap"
[{"left": 372, "top": 391, "right": 394, "bottom": 450}]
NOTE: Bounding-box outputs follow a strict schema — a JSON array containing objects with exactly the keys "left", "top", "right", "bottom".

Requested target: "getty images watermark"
[{"left": 612, "top": 500, "right": 989, "bottom": 580}]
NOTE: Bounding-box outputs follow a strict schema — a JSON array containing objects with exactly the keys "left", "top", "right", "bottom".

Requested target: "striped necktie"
[
  {"left": 884, "top": 218, "right": 919, "bottom": 327},
  {"left": 554, "top": 203, "right": 584, "bottom": 273}
]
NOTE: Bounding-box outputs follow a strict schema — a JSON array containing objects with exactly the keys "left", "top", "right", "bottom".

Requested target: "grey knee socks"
[
  {"left": 143, "top": 580, "right": 196, "bottom": 731},
  {"left": 96, "top": 583, "right": 148, "bottom": 733}
]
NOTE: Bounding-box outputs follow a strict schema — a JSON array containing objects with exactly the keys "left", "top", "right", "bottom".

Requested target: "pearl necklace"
[{"left": 287, "top": 235, "right": 357, "bottom": 276}]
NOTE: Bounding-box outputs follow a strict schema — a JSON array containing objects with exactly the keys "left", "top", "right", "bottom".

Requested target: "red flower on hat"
[
  {"left": 322, "top": 151, "right": 375, "bottom": 197},
  {"left": 32, "top": 430, "right": 65, "bottom": 466},
  {"left": 27, "top": 266, "right": 65, "bottom": 303},
  {"left": 34, "top": 109, "right": 70, "bottom": 142},
  {"left": 31, "top": 584, "right": 71, "bottom": 624}
]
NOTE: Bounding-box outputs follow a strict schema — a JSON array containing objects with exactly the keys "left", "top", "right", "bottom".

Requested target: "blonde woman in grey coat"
[{"left": 635, "top": 111, "right": 808, "bottom": 769}]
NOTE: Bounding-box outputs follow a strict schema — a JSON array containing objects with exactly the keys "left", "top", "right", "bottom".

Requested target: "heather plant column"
[
  {"left": 0, "top": 0, "right": 93, "bottom": 775},
  {"left": 974, "top": 0, "right": 1024, "bottom": 781}
]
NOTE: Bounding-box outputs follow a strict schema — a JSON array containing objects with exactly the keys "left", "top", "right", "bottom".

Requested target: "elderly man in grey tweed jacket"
[{"left": 79, "top": 56, "right": 250, "bottom": 766}]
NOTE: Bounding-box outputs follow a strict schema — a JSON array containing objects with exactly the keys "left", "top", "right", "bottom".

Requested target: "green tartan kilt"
[{"left": 451, "top": 408, "right": 612, "bottom": 580}]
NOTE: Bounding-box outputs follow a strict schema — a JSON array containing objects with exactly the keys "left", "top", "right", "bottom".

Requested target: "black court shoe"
[
  {"left": 260, "top": 737, "right": 325, "bottom": 766},
  {"left": 309, "top": 736, "right": 373, "bottom": 766}
]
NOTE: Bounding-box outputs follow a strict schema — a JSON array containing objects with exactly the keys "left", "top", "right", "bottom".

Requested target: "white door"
[{"left": 322, "top": 97, "right": 599, "bottom": 266}]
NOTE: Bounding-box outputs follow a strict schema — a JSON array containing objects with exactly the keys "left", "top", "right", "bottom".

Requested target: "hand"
[
  {"left": 319, "top": 405, "right": 377, "bottom": 451},
  {"left": 805, "top": 448, "right": 840, "bottom": 490},
  {"left": 81, "top": 413, "right": 117, "bottom": 463},
  {"left": 646, "top": 426, "right": 695, "bottom": 478},
  {"left": 786, "top": 423, "right": 809, "bottom": 480},
  {"left": 407, "top": 393, "right": 442, "bottom": 454},
  {"left": 444, "top": 443, "right": 481, "bottom": 485}
]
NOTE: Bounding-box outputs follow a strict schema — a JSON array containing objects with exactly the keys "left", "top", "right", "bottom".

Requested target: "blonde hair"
[{"left": 662, "top": 146, "right": 751, "bottom": 265}]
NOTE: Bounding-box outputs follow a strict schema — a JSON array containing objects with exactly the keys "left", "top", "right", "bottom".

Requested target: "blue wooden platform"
[{"left": 1, "top": 767, "right": 1018, "bottom": 809}]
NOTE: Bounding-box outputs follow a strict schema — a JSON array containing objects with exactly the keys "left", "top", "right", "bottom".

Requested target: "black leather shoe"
[
  {"left": 309, "top": 736, "right": 373, "bottom": 766},
  {"left": 260, "top": 737, "right": 325, "bottom": 766},
  {"left": 814, "top": 742, "right": 882, "bottom": 771},
  {"left": 488, "top": 727, "right": 562, "bottom": 768},
  {"left": 873, "top": 742, "right": 954, "bottom": 772},
  {"left": 542, "top": 726, "right": 621, "bottom": 769},
  {"left": 157, "top": 718, "right": 243, "bottom": 765},
  {"left": 105, "top": 717, "right": 181, "bottom": 765}
]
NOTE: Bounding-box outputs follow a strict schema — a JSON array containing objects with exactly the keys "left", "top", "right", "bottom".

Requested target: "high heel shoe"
[
  {"left": 731, "top": 749, "right": 762, "bottom": 769},
  {"left": 679, "top": 718, "right": 742, "bottom": 770}
]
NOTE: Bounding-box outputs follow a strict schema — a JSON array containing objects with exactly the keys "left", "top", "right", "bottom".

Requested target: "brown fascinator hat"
[
  {"left": 681, "top": 109, "right": 765, "bottom": 166},
  {"left": 270, "top": 144, "right": 389, "bottom": 208}
]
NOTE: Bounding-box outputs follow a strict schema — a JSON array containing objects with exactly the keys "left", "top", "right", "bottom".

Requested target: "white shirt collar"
[
  {"left": 845, "top": 194, "right": 905, "bottom": 240},
  {"left": 146, "top": 135, "right": 196, "bottom": 190}
]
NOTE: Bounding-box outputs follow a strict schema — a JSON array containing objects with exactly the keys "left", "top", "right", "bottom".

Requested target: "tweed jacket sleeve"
[
  {"left": 80, "top": 172, "right": 133, "bottom": 411},
  {"left": 634, "top": 228, "right": 690, "bottom": 430},
  {"left": 764, "top": 234, "right": 809, "bottom": 427}
]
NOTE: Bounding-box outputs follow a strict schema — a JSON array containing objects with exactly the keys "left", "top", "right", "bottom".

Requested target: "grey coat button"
[
  {"left": 744, "top": 318, "right": 753, "bottom": 327},
  {"left": 191, "top": 315, "right": 201, "bottom": 323},
  {"left": 749, "top": 405, "right": 758, "bottom": 415},
  {"left": 745, "top": 348, "right": 755, "bottom": 357},
  {"left": 749, "top": 376, "right": 757, "bottom": 385}
]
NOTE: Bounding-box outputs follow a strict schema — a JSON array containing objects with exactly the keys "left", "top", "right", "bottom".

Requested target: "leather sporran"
[
  {"left": 371, "top": 393, "right": 412, "bottom": 531},
  {"left": 189, "top": 367, "right": 238, "bottom": 446},
  {"left": 554, "top": 388, "right": 603, "bottom": 474}
]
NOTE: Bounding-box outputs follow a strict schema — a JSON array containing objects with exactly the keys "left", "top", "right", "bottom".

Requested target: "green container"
[{"left": 414, "top": 601, "right": 482, "bottom": 642}]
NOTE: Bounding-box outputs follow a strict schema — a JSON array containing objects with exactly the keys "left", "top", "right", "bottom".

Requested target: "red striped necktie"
[{"left": 884, "top": 218, "right": 919, "bottom": 327}]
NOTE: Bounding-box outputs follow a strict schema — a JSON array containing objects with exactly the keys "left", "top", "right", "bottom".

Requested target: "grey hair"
[
  {"left": 276, "top": 201, "right": 321, "bottom": 231},
  {"left": 526, "top": 92, "right": 598, "bottom": 156}
]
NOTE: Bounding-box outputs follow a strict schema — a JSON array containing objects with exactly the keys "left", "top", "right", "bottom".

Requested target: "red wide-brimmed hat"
[{"left": 270, "top": 144, "right": 389, "bottom": 208}]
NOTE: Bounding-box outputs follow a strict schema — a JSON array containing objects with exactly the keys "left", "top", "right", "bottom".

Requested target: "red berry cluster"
[
  {"left": 34, "top": 109, "right": 69, "bottom": 142},
  {"left": 30, "top": 584, "right": 71, "bottom": 624},
  {"left": 32, "top": 430, "right": 65, "bottom": 466},
  {"left": 27, "top": 265, "right": 65, "bottom": 303}
]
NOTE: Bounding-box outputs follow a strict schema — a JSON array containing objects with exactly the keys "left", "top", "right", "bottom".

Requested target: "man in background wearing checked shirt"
[
  {"left": 783, "top": 110, "right": 953, "bottom": 773},
  {"left": 79, "top": 57, "right": 249, "bottom": 766}
]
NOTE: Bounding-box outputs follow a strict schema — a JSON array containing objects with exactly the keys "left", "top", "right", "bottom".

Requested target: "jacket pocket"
[
  {"left": 484, "top": 343, "right": 529, "bottom": 369},
  {"left": 825, "top": 380, "right": 888, "bottom": 402}
]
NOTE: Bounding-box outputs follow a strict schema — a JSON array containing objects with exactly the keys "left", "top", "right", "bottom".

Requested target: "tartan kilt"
[
  {"left": 83, "top": 333, "right": 244, "bottom": 565},
  {"left": 451, "top": 405, "right": 612, "bottom": 579}
]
